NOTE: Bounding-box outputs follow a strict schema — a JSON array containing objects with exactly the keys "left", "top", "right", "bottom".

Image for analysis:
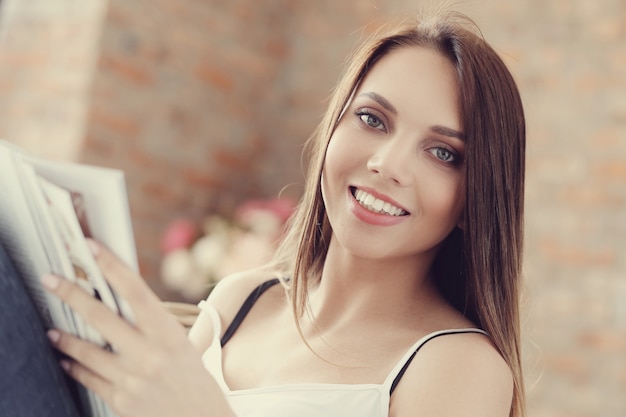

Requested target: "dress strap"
[
  {"left": 387, "top": 328, "right": 488, "bottom": 395},
  {"left": 220, "top": 278, "right": 281, "bottom": 347}
]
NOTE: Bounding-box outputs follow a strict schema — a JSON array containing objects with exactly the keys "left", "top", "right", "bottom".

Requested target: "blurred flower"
[
  {"left": 160, "top": 249, "right": 208, "bottom": 299},
  {"left": 190, "top": 234, "right": 228, "bottom": 276},
  {"left": 159, "top": 198, "right": 294, "bottom": 301},
  {"left": 159, "top": 218, "right": 197, "bottom": 254}
]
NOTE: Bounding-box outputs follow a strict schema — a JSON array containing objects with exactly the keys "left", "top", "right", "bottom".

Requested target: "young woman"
[{"left": 4, "top": 10, "right": 526, "bottom": 417}]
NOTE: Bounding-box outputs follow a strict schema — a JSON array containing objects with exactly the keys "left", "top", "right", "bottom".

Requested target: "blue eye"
[
  {"left": 429, "top": 147, "right": 457, "bottom": 163},
  {"left": 356, "top": 110, "right": 386, "bottom": 131}
]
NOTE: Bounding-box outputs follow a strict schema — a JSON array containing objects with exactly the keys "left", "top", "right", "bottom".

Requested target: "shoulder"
[
  {"left": 188, "top": 268, "right": 284, "bottom": 352},
  {"left": 208, "top": 268, "right": 285, "bottom": 319},
  {"left": 390, "top": 331, "right": 513, "bottom": 417}
]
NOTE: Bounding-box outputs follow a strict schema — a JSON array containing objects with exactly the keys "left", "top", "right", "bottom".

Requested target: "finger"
[
  {"left": 41, "top": 273, "right": 146, "bottom": 354},
  {"left": 88, "top": 240, "right": 184, "bottom": 337},
  {"left": 60, "top": 358, "right": 116, "bottom": 408},
  {"left": 48, "top": 329, "right": 121, "bottom": 383},
  {"left": 87, "top": 240, "right": 168, "bottom": 323}
]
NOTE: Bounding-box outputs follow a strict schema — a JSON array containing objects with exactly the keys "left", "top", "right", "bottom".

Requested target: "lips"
[{"left": 350, "top": 187, "right": 409, "bottom": 216}]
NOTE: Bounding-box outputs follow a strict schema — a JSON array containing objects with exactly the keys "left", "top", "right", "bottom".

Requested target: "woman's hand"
[{"left": 42, "top": 240, "right": 234, "bottom": 417}]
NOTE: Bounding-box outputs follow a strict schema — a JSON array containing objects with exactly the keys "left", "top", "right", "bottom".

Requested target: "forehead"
[{"left": 355, "top": 46, "right": 461, "bottom": 130}]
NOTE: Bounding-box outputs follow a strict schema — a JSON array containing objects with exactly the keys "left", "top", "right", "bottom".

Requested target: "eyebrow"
[
  {"left": 431, "top": 125, "right": 465, "bottom": 141},
  {"left": 359, "top": 91, "right": 465, "bottom": 141},
  {"left": 359, "top": 92, "right": 397, "bottom": 115}
]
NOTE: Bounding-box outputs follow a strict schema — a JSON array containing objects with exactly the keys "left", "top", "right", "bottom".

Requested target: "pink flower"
[
  {"left": 160, "top": 218, "right": 197, "bottom": 254},
  {"left": 159, "top": 199, "right": 296, "bottom": 300},
  {"left": 235, "top": 198, "right": 295, "bottom": 224},
  {"left": 234, "top": 198, "right": 295, "bottom": 237}
]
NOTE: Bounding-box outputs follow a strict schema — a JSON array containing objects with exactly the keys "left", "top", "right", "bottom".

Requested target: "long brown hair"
[{"left": 272, "top": 11, "right": 526, "bottom": 417}]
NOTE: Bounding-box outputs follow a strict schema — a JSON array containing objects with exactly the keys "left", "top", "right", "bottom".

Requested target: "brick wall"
[
  {"left": 0, "top": 0, "right": 106, "bottom": 159},
  {"left": 474, "top": 2, "right": 626, "bottom": 416},
  {"left": 0, "top": 0, "right": 624, "bottom": 415}
]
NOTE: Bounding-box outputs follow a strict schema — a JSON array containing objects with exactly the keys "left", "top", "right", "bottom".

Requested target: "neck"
[{"left": 306, "top": 237, "right": 442, "bottom": 331}]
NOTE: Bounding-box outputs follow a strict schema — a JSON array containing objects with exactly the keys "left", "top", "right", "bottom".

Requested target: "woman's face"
[{"left": 321, "top": 46, "right": 465, "bottom": 263}]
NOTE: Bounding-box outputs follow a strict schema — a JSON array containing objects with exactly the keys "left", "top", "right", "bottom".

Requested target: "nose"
[{"left": 366, "top": 138, "right": 413, "bottom": 186}]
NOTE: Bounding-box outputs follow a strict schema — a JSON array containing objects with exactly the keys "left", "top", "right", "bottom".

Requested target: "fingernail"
[
  {"left": 47, "top": 329, "right": 61, "bottom": 343},
  {"left": 60, "top": 360, "right": 71, "bottom": 372},
  {"left": 86, "top": 239, "right": 100, "bottom": 257},
  {"left": 41, "top": 274, "right": 60, "bottom": 290}
]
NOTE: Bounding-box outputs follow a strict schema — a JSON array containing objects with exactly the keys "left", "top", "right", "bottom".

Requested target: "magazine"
[{"left": 0, "top": 140, "right": 138, "bottom": 417}]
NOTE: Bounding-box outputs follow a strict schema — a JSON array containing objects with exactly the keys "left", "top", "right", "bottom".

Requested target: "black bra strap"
[
  {"left": 389, "top": 329, "right": 486, "bottom": 395},
  {"left": 220, "top": 278, "right": 281, "bottom": 347}
]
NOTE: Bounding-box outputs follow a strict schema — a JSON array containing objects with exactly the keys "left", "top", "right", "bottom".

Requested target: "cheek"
[
  {"left": 324, "top": 133, "right": 345, "bottom": 169},
  {"left": 326, "top": 119, "right": 363, "bottom": 161},
  {"left": 322, "top": 131, "right": 354, "bottom": 184},
  {"left": 321, "top": 131, "right": 357, "bottom": 217},
  {"left": 422, "top": 175, "right": 465, "bottom": 223}
]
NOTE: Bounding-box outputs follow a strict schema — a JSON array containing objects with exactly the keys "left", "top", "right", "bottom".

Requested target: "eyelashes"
[
  {"left": 354, "top": 107, "right": 462, "bottom": 166},
  {"left": 355, "top": 109, "right": 387, "bottom": 132},
  {"left": 427, "top": 147, "right": 460, "bottom": 164}
]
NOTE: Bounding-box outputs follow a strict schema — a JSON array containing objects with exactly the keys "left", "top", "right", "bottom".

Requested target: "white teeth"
[
  {"left": 353, "top": 188, "right": 406, "bottom": 216},
  {"left": 372, "top": 199, "right": 384, "bottom": 211}
]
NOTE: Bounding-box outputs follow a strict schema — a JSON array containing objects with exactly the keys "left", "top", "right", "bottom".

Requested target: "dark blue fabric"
[
  {"left": 220, "top": 278, "right": 280, "bottom": 347},
  {"left": 0, "top": 240, "right": 82, "bottom": 417}
]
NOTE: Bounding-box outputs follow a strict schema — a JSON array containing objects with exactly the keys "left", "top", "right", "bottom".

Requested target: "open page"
[
  {"left": 0, "top": 140, "right": 137, "bottom": 417},
  {"left": 0, "top": 146, "right": 74, "bottom": 333},
  {"left": 29, "top": 159, "right": 136, "bottom": 323},
  {"left": 38, "top": 176, "right": 116, "bottom": 347}
]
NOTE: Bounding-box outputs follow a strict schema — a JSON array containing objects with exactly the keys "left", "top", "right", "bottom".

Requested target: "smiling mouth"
[{"left": 350, "top": 187, "right": 409, "bottom": 216}]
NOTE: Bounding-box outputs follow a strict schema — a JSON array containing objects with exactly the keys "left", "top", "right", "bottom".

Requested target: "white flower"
[
  {"left": 215, "top": 232, "right": 276, "bottom": 279},
  {"left": 161, "top": 249, "right": 195, "bottom": 290},
  {"left": 239, "top": 210, "right": 282, "bottom": 237},
  {"left": 190, "top": 234, "right": 228, "bottom": 279},
  {"left": 160, "top": 249, "right": 210, "bottom": 300},
  {"left": 160, "top": 199, "right": 295, "bottom": 300}
]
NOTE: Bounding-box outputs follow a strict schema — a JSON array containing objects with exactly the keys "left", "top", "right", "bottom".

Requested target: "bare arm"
[{"left": 389, "top": 332, "right": 513, "bottom": 417}]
